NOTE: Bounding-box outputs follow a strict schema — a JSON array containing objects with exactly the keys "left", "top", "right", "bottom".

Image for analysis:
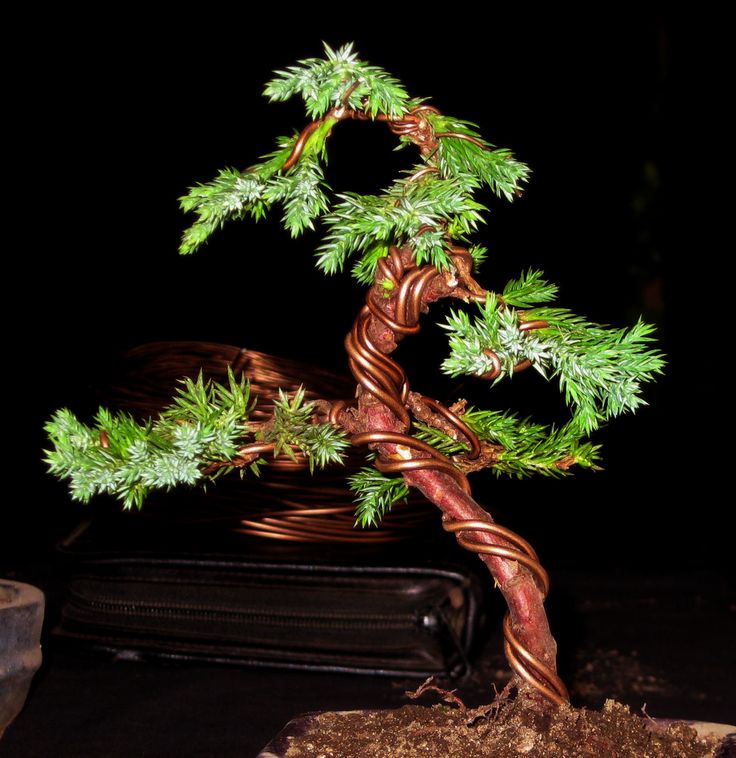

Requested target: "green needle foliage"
[
  {"left": 414, "top": 411, "right": 601, "bottom": 479},
  {"left": 316, "top": 171, "right": 487, "bottom": 282},
  {"left": 266, "top": 387, "right": 350, "bottom": 473},
  {"left": 179, "top": 133, "right": 334, "bottom": 253},
  {"left": 264, "top": 42, "right": 411, "bottom": 119},
  {"left": 348, "top": 467, "right": 410, "bottom": 528},
  {"left": 46, "top": 372, "right": 349, "bottom": 509},
  {"left": 178, "top": 42, "right": 526, "bottom": 278},
  {"left": 502, "top": 269, "right": 559, "bottom": 308},
  {"left": 442, "top": 271, "right": 665, "bottom": 435},
  {"left": 46, "top": 44, "right": 662, "bottom": 529},
  {"left": 422, "top": 113, "right": 531, "bottom": 200}
]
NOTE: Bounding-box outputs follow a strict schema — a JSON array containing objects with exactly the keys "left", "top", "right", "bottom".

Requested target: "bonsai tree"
[{"left": 45, "top": 43, "right": 663, "bottom": 711}]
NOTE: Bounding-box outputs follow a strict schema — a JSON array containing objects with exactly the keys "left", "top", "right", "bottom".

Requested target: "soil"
[{"left": 279, "top": 698, "right": 723, "bottom": 758}]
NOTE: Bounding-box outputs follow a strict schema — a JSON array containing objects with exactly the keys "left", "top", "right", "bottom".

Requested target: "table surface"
[{"left": 3, "top": 569, "right": 734, "bottom": 757}]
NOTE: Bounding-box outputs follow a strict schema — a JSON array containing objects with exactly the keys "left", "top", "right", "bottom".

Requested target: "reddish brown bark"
[
  {"left": 341, "top": 258, "right": 562, "bottom": 703},
  {"left": 356, "top": 400, "right": 559, "bottom": 694}
]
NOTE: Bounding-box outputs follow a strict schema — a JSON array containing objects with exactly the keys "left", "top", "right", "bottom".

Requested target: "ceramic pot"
[{"left": 0, "top": 580, "right": 44, "bottom": 738}]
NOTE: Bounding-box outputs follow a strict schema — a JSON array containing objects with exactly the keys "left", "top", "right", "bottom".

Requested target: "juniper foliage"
[
  {"left": 46, "top": 372, "right": 349, "bottom": 509},
  {"left": 46, "top": 44, "right": 662, "bottom": 528},
  {"left": 442, "top": 271, "right": 664, "bottom": 436}
]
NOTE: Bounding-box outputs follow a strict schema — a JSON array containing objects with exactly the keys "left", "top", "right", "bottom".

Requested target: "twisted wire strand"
[
  {"left": 352, "top": 431, "right": 471, "bottom": 495},
  {"left": 281, "top": 104, "right": 443, "bottom": 174},
  {"left": 440, "top": 518, "right": 568, "bottom": 705},
  {"left": 345, "top": 249, "right": 568, "bottom": 705},
  {"left": 417, "top": 395, "right": 482, "bottom": 460}
]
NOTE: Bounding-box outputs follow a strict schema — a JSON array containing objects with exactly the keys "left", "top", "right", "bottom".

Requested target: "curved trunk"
[{"left": 340, "top": 249, "right": 568, "bottom": 706}]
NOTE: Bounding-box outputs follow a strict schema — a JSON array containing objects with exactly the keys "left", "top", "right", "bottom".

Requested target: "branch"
[
  {"left": 442, "top": 280, "right": 665, "bottom": 435},
  {"left": 179, "top": 44, "right": 529, "bottom": 282},
  {"left": 46, "top": 375, "right": 349, "bottom": 509}
]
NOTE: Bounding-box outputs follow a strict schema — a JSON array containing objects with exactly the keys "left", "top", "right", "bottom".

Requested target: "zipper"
[{"left": 68, "top": 593, "right": 420, "bottom": 631}]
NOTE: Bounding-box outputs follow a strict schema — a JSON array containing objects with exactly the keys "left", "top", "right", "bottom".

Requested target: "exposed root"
[{"left": 406, "top": 676, "right": 467, "bottom": 711}]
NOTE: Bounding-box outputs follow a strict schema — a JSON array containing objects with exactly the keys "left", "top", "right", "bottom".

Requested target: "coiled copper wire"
[
  {"left": 103, "top": 342, "right": 435, "bottom": 543},
  {"left": 344, "top": 249, "right": 568, "bottom": 705},
  {"left": 280, "top": 104, "right": 443, "bottom": 172},
  {"left": 442, "top": 518, "right": 568, "bottom": 706}
]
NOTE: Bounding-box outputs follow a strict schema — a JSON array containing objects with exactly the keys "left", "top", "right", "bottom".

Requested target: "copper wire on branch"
[
  {"left": 343, "top": 247, "right": 568, "bottom": 705},
  {"left": 104, "top": 342, "right": 435, "bottom": 543},
  {"left": 280, "top": 103, "right": 443, "bottom": 173}
]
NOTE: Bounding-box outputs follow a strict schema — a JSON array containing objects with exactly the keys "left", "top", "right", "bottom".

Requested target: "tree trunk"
[{"left": 339, "top": 250, "right": 568, "bottom": 705}]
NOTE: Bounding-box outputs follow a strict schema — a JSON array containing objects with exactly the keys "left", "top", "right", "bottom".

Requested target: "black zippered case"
[{"left": 54, "top": 515, "right": 488, "bottom": 677}]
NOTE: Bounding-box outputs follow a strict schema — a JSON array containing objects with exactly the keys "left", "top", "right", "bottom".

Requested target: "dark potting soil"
[{"left": 280, "top": 699, "right": 721, "bottom": 758}]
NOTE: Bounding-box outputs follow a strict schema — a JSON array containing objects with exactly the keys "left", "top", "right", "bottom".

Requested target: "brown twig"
[
  {"left": 406, "top": 676, "right": 467, "bottom": 711},
  {"left": 201, "top": 441, "right": 276, "bottom": 476},
  {"left": 466, "top": 681, "right": 514, "bottom": 725}
]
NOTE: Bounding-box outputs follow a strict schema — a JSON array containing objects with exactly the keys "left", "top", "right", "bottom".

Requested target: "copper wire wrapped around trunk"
[{"left": 342, "top": 248, "right": 568, "bottom": 705}]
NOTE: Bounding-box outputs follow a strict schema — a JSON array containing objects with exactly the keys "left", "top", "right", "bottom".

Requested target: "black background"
[
  {"left": 7, "top": 10, "right": 726, "bottom": 576},
  {"left": 3, "top": 11, "right": 733, "bottom": 758}
]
